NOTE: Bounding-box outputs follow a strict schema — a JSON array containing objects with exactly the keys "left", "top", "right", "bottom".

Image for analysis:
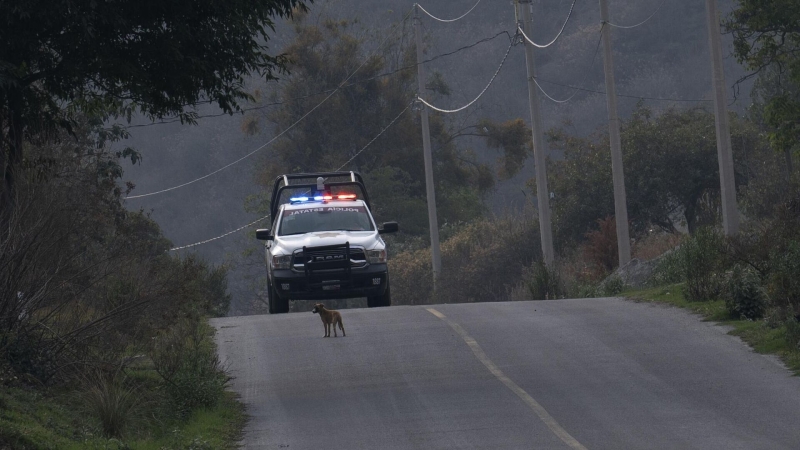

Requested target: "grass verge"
[
  {"left": 625, "top": 283, "right": 800, "bottom": 375},
  {"left": 0, "top": 386, "right": 245, "bottom": 450}
]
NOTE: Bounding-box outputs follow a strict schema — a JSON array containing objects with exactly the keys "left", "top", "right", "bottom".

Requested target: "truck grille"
[{"left": 292, "top": 248, "right": 366, "bottom": 270}]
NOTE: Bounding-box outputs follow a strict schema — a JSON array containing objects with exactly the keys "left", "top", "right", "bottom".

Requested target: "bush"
[
  {"left": 390, "top": 212, "right": 540, "bottom": 304},
  {"left": 82, "top": 371, "right": 139, "bottom": 438},
  {"left": 724, "top": 265, "right": 767, "bottom": 319},
  {"left": 786, "top": 319, "right": 800, "bottom": 350},
  {"left": 648, "top": 247, "right": 685, "bottom": 286},
  {"left": 767, "top": 241, "right": 800, "bottom": 319},
  {"left": 600, "top": 275, "right": 625, "bottom": 297},
  {"left": 681, "top": 227, "right": 727, "bottom": 301},
  {"left": 526, "top": 262, "right": 564, "bottom": 300},
  {"left": 150, "top": 321, "right": 228, "bottom": 416}
]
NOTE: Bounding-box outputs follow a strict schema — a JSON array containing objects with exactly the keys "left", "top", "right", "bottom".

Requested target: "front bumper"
[{"left": 271, "top": 263, "right": 388, "bottom": 300}]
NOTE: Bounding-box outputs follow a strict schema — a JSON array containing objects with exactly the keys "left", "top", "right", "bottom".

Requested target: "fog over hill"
[{"left": 119, "top": 0, "right": 750, "bottom": 315}]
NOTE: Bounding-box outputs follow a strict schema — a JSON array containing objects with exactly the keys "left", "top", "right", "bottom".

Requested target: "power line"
[
  {"left": 534, "top": 24, "right": 605, "bottom": 104},
  {"left": 606, "top": 0, "right": 665, "bottom": 29},
  {"left": 416, "top": 0, "right": 481, "bottom": 23},
  {"left": 516, "top": 0, "right": 577, "bottom": 49},
  {"left": 417, "top": 39, "right": 513, "bottom": 113},
  {"left": 168, "top": 100, "right": 414, "bottom": 251},
  {"left": 535, "top": 77, "right": 712, "bottom": 103},
  {"left": 334, "top": 100, "right": 413, "bottom": 171},
  {"left": 169, "top": 215, "right": 269, "bottom": 251},
  {"left": 118, "top": 31, "right": 510, "bottom": 130},
  {"left": 126, "top": 6, "right": 416, "bottom": 200}
]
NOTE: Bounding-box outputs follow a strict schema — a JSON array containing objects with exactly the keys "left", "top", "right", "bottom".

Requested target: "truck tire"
[
  {"left": 367, "top": 282, "right": 391, "bottom": 308},
  {"left": 268, "top": 282, "right": 289, "bottom": 314}
]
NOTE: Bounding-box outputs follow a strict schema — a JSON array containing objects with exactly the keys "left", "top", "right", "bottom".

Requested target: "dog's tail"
[{"left": 338, "top": 318, "right": 346, "bottom": 337}]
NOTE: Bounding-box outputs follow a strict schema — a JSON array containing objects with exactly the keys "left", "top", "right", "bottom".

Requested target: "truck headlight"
[
  {"left": 272, "top": 254, "right": 292, "bottom": 270},
  {"left": 367, "top": 249, "right": 387, "bottom": 264}
]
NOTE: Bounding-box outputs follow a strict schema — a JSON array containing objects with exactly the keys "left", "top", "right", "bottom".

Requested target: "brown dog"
[{"left": 312, "top": 303, "right": 346, "bottom": 337}]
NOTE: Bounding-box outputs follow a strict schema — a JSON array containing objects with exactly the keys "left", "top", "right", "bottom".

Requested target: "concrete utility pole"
[
  {"left": 517, "top": 0, "right": 555, "bottom": 266},
  {"left": 414, "top": 5, "right": 442, "bottom": 285},
  {"left": 598, "top": 0, "right": 631, "bottom": 267},
  {"left": 705, "top": 0, "right": 740, "bottom": 235}
]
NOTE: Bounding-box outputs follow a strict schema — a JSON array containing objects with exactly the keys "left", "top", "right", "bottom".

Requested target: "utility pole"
[
  {"left": 517, "top": 0, "right": 555, "bottom": 266},
  {"left": 414, "top": 4, "right": 442, "bottom": 285},
  {"left": 598, "top": 0, "right": 631, "bottom": 267},
  {"left": 705, "top": 0, "right": 740, "bottom": 235}
]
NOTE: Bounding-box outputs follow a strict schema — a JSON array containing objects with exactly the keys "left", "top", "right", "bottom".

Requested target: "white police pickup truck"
[{"left": 256, "top": 172, "right": 398, "bottom": 314}]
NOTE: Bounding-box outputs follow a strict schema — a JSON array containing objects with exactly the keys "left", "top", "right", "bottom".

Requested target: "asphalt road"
[{"left": 212, "top": 299, "right": 800, "bottom": 449}]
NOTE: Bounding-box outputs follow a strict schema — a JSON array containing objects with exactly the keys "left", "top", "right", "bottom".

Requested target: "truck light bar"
[{"left": 289, "top": 193, "right": 358, "bottom": 203}]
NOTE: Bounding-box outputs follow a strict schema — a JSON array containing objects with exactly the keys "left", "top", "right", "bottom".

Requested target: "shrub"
[
  {"left": 583, "top": 216, "right": 619, "bottom": 277},
  {"left": 767, "top": 241, "right": 800, "bottom": 319},
  {"left": 150, "top": 321, "right": 228, "bottom": 415},
  {"left": 390, "top": 212, "right": 540, "bottom": 304},
  {"left": 526, "top": 261, "right": 564, "bottom": 300},
  {"left": 82, "top": 372, "right": 139, "bottom": 438},
  {"left": 724, "top": 265, "right": 767, "bottom": 319},
  {"left": 648, "top": 247, "right": 685, "bottom": 286},
  {"left": 600, "top": 275, "right": 625, "bottom": 297},
  {"left": 681, "top": 227, "right": 727, "bottom": 301},
  {"left": 786, "top": 319, "right": 800, "bottom": 350}
]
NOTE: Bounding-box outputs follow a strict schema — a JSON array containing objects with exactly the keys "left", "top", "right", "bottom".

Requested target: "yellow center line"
[{"left": 426, "top": 307, "right": 588, "bottom": 450}]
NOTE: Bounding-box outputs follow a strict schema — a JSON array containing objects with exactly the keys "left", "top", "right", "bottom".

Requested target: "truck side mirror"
[
  {"left": 379, "top": 222, "right": 399, "bottom": 234},
  {"left": 256, "top": 229, "right": 273, "bottom": 240}
]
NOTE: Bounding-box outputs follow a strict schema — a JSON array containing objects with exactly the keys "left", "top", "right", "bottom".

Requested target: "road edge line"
[{"left": 426, "top": 307, "right": 588, "bottom": 450}]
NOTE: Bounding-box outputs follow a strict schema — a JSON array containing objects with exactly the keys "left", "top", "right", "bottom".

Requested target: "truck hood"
[{"left": 273, "top": 230, "right": 383, "bottom": 253}]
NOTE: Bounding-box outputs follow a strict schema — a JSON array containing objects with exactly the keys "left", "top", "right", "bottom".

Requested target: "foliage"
[
  {"left": 245, "top": 16, "right": 516, "bottom": 243},
  {"left": 600, "top": 275, "right": 625, "bottom": 297},
  {"left": 81, "top": 371, "right": 140, "bottom": 439},
  {"left": 390, "top": 212, "right": 541, "bottom": 304},
  {"left": 526, "top": 261, "right": 564, "bottom": 300},
  {"left": 477, "top": 118, "right": 532, "bottom": 180},
  {"left": 767, "top": 241, "right": 800, "bottom": 319},
  {"left": 680, "top": 227, "right": 728, "bottom": 302},
  {"left": 583, "top": 216, "right": 619, "bottom": 276},
  {"left": 724, "top": 265, "right": 767, "bottom": 320},
  {"left": 544, "top": 106, "right": 766, "bottom": 247},
  {"left": 726, "top": 0, "right": 800, "bottom": 155},
  {"left": 0, "top": 0, "right": 309, "bottom": 210},
  {"left": 0, "top": 122, "right": 231, "bottom": 402},
  {"left": 151, "top": 322, "right": 229, "bottom": 416}
]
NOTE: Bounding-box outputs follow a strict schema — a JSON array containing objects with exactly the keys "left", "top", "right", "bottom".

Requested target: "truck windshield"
[{"left": 278, "top": 205, "right": 375, "bottom": 236}]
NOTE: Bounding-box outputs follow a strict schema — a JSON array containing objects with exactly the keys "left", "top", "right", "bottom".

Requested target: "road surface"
[{"left": 213, "top": 298, "right": 800, "bottom": 449}]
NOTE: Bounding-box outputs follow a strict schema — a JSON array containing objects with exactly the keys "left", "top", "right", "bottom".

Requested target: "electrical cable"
[
  {"left": 120, "top": 30, "right": 511, "bottom": 130},
  {"left": 535, "top": 77, "right": 712, "bottom": 103},
  {"left": 606, "top": 0, "right": 665, "bottom": 29},
  {"left": 416, "top": 0, "right": 481, "bottom": 23},
  {"left": 169, "top": 215, "right": 270, "bottom": 251},
  {"left": 534, "top": 24, "right": 605, "bottom": 104},
  {"left": 167, "top": 100, "right": 413, "bottom": 251},
  {"left": 126, "top": 6, "right": 416, "bottom": 200},
  {"left": 516, "top": 0, "right": 577, "bottom": 49},
  {"left": 334, "top": 100, "right": 413, "bottom": 171},
  {"left": 417, "top": 39, "right": 513, "bottom": 114}
]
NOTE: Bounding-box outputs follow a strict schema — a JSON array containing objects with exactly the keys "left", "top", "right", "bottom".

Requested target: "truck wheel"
[
  {"left": 367, "top": 282, "right": 391, "bottom": 308},
  {"left": 268, "top": 282, "right": 289, "bottom": 314}
]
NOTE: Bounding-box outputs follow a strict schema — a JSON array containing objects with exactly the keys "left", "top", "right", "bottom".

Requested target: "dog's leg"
[{"left": 333, "top": 323, "right": 337, "bottom": 337}]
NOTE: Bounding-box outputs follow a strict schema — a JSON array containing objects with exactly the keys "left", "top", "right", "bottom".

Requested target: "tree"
[
  {"left": 726, "top": 0, "right": 800, "bottom": 156},
  {"left": 245, "top": 16, "right": 495, "bottom": 239},
  {"left": 0, "top": 0, "right": 309, "bottom": 211},
  {"left": 543, "top": 105, "right": 766, "bottom": 247}
]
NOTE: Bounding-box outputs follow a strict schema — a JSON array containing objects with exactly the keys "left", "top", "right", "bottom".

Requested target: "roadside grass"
[
  {"left": 1, "top": 319, "right": 246, "bottom": 450},
  {"left": 626, "top": 283, "right": 800, "bottom": 375},
  {"left": 0, "top": 385, "right": 245, "bottom": 450}
]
